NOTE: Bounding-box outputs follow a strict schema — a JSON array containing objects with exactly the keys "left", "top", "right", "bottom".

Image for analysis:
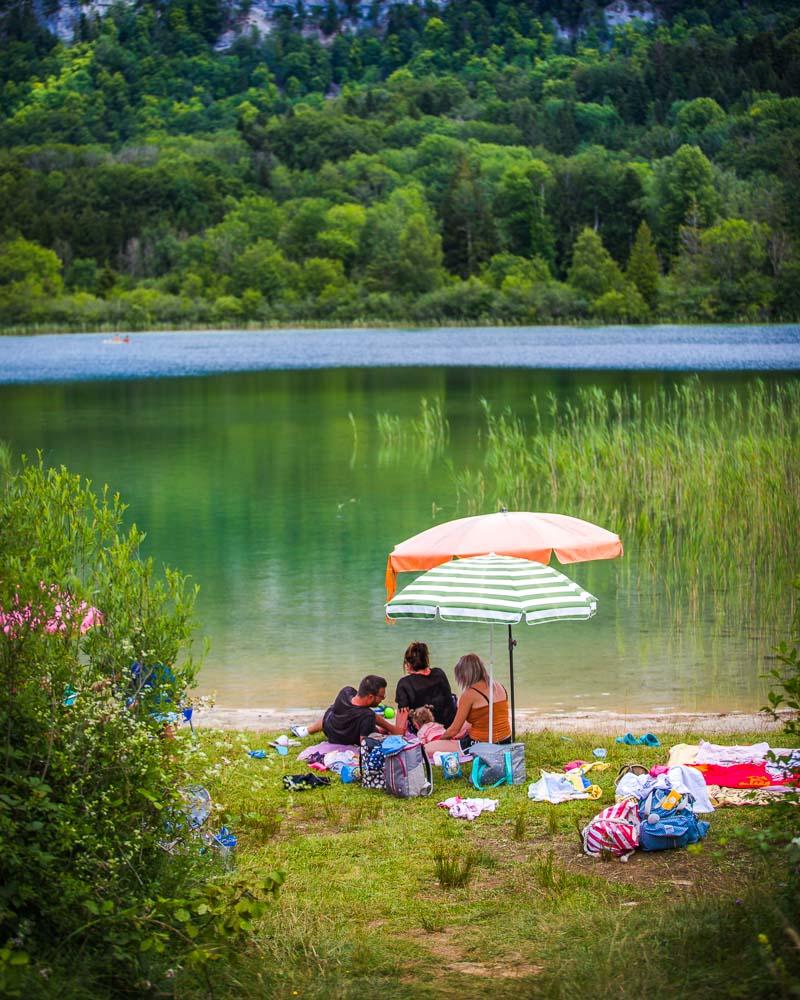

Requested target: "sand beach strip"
[{"left": 194, "top": 705, "right": 794, "bottom": 735}]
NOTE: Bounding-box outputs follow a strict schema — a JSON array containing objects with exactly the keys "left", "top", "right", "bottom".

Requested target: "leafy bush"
[
  {"left": 765, "top": 577, "right": 800, "bottom": 741},
  {"left": 762, "top": 577, "right": 800, "bottom": 874},
  {"left": 0, "top": 454, "right": 281, "bottom": 995}
]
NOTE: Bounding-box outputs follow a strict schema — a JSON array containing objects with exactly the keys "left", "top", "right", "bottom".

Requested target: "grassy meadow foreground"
[{"left": 149, "top": 726, "right": 798, "bottom": 999}]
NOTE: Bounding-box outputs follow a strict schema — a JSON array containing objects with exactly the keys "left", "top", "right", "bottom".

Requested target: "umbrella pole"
[
  {"left": 488, "top": 625, "right": 494, "bottom": 744},
  {"left": 508, "top": 625, "right": 517, "bottom": 742}
]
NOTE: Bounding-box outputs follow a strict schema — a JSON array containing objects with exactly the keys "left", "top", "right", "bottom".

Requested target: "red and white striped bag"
[{"left": 582, "top": 798, "right": 640, "bottom": 861}]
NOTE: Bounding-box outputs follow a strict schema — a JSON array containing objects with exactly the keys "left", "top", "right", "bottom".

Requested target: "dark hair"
[
  {"left": 358, "top": 674, "right": 387, "bottom": 697},
  {"left": 403, "top": 641, "right": 430, "bottom": 673}
]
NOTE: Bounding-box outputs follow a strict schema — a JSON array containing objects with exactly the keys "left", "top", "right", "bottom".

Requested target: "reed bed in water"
[
  {"left": 377, "top": 396, "right": 449, "bottom": 466},
  {"left": 466, "top": 378, "right": 800, "bottom": 612},
  {"left": 377, "top": 380, "right": 798, "bottom": 627}
]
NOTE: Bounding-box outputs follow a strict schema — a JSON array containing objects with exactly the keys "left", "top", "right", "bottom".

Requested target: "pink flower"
[{"left": 80, "top": 608, "right": 103, "bottom": 633}]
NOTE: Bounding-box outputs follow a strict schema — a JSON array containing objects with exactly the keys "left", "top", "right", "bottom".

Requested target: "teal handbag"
[{"left": 469, "top": 742, "right": 526, "bottom": 789}]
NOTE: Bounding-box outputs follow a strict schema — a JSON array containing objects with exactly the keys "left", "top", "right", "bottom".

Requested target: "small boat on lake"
[{"left": 102, "top": 335, "right": 130, "bottom": 344}]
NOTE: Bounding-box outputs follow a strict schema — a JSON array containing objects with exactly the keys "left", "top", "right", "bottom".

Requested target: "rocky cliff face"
[
  {"left": 214, "top": 1, "right": 447, "bottom": 52},
  {"left": 30, "top": 0, "right": 656, "bottom": 47},
  {"left": 32, "top": 0, "right": 124, "bottom": 42},
  {"left": 30, "top": 0, "right": 446, "bottom": 45}
]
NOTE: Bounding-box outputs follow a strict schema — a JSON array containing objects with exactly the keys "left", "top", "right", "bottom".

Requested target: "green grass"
[{"left": 169, "top": 726, "right": 799, "bottom": 999}]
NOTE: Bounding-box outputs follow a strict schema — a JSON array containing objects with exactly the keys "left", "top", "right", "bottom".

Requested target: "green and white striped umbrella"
[{"left": 385, "top": 553, "right": 597, "bottom": 625}]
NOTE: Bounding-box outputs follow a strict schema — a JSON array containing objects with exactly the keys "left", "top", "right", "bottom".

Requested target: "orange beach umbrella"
[
  {"left": 385, "top": 510, "right": 622, "bottom": 602},
  {"left": 385, "top": 510, "right": 623, "bottom": 741}
]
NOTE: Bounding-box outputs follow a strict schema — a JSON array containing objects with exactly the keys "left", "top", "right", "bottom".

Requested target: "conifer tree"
[
  {"left": 627, "top": 221, "right": 660, "bottom": 311},
  {"left": 567, "top": 228, "right": 625, "bottom": 300},
  {"left": 442, "top": 154, "right": 497, "bottom": 278}
]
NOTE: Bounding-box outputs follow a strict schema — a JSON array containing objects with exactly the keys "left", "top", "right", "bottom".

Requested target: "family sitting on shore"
[{"left": 290, "top": 641, "right": 511, "bottom": 754}]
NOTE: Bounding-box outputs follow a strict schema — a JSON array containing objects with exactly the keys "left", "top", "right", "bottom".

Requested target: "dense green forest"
[{"left": 1, "top": 0, "right": 799, "bottom": 329}]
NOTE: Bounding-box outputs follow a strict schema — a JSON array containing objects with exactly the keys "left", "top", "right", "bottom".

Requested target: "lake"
[{"left": 1, "top": 326, "right": 798, "bottom": 715}]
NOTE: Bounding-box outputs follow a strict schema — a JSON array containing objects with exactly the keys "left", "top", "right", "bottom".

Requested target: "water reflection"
[{"left": 0, "top": 364, "right": 795, "bottom": 712}]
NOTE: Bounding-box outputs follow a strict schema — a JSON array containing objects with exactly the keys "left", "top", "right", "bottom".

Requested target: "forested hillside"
[{"left": 1, "top": 0, "right": 799, "bottom": 329}]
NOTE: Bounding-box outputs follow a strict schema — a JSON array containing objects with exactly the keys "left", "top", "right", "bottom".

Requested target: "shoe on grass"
[{"left": 290, "top": 724, "right": 309, "bottom": 738}]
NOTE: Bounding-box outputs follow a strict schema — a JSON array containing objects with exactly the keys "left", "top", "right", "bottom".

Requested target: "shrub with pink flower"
[{"left": 0, "top": 582, "right": 102, "bottom": 640}]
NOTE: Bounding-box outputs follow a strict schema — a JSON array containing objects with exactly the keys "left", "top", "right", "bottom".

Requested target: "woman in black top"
[{"left": 394, "top": 641, "right": 456, "bottom": 727}]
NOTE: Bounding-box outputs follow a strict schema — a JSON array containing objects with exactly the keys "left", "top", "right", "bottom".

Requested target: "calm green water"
[{"left": 0, "top": 365, "right": 790, "bottom": 714}]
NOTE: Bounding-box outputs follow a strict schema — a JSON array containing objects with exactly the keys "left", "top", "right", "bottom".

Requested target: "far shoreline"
[
  {"left": 194, "top": 705, "right": 795, "bottom": 736},
  {"left": 3, "top": 320, "right": 797, "bottom": 337}
]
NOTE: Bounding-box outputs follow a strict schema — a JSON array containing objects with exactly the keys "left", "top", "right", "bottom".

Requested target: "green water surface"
[{"left": 0, "top": 366, "right": 790, "bottom": 714}]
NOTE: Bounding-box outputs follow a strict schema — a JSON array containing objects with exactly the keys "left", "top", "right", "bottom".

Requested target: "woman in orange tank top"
[{"left": 438, "top": 652, "right": 512, "bottom": 749}]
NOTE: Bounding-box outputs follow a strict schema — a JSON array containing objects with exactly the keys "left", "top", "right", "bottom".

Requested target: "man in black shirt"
[{"left": 291, "top": 675, "right": 408, "bottom": 744}]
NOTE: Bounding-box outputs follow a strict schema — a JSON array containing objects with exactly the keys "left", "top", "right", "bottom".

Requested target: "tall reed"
[
  {"left": 374, "top": 379, "right": 798, "bottom": 628},
  {"left": 376, "top": 396, "right": 449, "bottom": 467},
  {"left": 476, "top": 378, "right": 800, "bottom": 620}
]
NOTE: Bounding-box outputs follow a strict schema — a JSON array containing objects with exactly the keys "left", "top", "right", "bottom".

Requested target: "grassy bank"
[{"left": 146, "top": 726, "right": 799, "bottom": 999}]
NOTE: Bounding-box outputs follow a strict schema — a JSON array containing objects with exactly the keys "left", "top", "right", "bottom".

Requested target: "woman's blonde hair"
[{"left": 454, "top": 653, "right": 488, "bottom": 690}]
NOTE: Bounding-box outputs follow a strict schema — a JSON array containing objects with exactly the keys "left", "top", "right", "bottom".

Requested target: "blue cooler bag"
[{"left": 637, "top": 785, "right": 709, "bottom": 851}]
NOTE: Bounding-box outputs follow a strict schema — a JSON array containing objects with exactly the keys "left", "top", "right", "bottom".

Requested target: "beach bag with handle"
[
  {"left": 469, "top": 742, "right": 527, "bottom": 789},
  {"left": 359, "top": 735, "right": 386, "bottom": 790},
  {"left": 383, "top": 741, "right": 433, "bottom": 798},
  {"left": 582, "top": 798, "right": 641, "bottom": 860}
]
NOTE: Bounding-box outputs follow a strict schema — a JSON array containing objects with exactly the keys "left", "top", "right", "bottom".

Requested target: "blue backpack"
[{"left": 637, "top": 785, "right": 710, "bottom": 851}]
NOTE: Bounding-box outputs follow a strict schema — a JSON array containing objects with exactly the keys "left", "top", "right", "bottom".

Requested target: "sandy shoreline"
[{"left": 194, "top": 706, "right": 795, "bottom": 736}]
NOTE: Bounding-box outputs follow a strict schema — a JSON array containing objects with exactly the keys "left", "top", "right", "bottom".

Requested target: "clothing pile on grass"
[
  {"left": 528, "top": 760, "right": 609, "bottom": 803},
  {"left": 293, "top": 734, "right": 436, "bottom": 797},
  {"left": 578, "top": 739, "right": 799, "bottom": 863},
  {"left": 669, "top": 740, "right": 799, "bottom": 806}
]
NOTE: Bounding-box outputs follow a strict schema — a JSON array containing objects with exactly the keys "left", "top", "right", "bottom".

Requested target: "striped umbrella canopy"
[
  {"left": 385, "top": 553, "right": 597, "bottom": 741},
  {"left": 385, "top": 553, "right": 597, "bottom": 625}
]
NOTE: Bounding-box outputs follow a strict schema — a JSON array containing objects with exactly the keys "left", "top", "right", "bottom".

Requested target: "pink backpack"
[{"left": 582, "top": 798, "right": 640, "bottom": 861}]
